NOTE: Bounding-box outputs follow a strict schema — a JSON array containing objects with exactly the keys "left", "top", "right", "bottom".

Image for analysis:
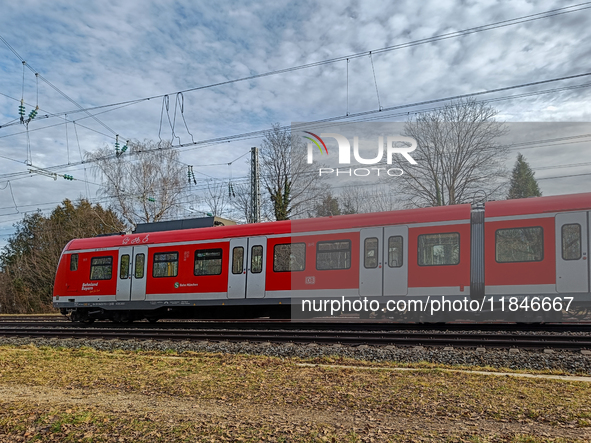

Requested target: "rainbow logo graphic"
[{"left": 302, "top": 131, "right": 328, "bottom": 155}]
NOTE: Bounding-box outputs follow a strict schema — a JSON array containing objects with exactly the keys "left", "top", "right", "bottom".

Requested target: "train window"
[
  {"left": 495, "top": 227, "right": 543, "bottom": 263},
  {"left": 70, "top": 254, "right": 78, "bottom": 271},
  {"left": 135, "top": 254, "right": 145, "bottom": 279},
  {"left": 194, "top": 249, "right": 223, "bottom": 276},
  {"left": 364, "top": 238, "right": 378, "bottom": 268},
  {"left": 562, "top": 224, "right": 581, "bottom": 260},
  {"left": 251, "top": 245, "right": 263, "bottom": 273},
  {"left": 418, "top": 233, "right": 459, "bottom": 266},
  {"left": 316, "top": 240, "right": 351, "bottom": 270},
  {"left": 90, "top": 256, "right": 113, "bottom": 280},
  {"left": 388, "top": 236, "right": 403, "bottom": 268},
  {"left": 232, "top": 247, "right": 244, "bottom": 274},
  {"left": 273, "top": 243, "right": 306, "bottom": 272},
  {"left": 119, "top": 255, "right": 130, "bottom": 279},
  {"left": 153, "top": 252, "right": 179, "bottom": 277}
]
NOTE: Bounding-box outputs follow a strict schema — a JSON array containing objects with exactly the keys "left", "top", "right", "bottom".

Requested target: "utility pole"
[{"left": 250, "top": 146, "right": 261, "bottom": 223}]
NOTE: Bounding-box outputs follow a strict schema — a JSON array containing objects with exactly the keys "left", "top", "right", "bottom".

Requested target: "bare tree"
[
  {"left": 260, "top": 124, "right": 323, "bottom": 220},
  {"left": 87, "top": 140, "right": 186, "bottom": 227},
  {"left": 202, "top": 180, "right": 231, "bottom": 218},
  {"left": 228, "top": 181, "right": 251, "bottom": 222},
  {"left": 400, "top": 99, "right": 508, "bottom": 207},
  {"left": 339, "top": 185, "right": 401, "bottom": 214}
]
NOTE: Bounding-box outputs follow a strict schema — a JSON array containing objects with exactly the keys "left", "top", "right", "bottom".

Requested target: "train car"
[{"left": 53, "top": 192, "right": 591, "bottom": 322}]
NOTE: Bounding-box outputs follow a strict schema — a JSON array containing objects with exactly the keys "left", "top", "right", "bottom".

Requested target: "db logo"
[{"left": 305, "top": 276, "right": 315, "bottom": 285}]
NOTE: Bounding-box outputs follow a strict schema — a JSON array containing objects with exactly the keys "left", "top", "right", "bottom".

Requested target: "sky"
[{"left": 1, "top": 0, "right": 591, "bottom": 245}]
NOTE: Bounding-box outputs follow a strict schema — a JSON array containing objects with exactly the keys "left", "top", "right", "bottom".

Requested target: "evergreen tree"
[
  {"left": 313, "top": 193, "right": 341, "bottom": 217},
  {"left": 507, "top": 153, "right": 542, "bottom": 199},
  {"left": 0, "top": 199, "right": 125, "bottom": 313}
]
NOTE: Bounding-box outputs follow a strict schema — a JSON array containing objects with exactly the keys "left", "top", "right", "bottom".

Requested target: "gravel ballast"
[{"left": 0, "top": 336, "right": 590, "bottom": 374}]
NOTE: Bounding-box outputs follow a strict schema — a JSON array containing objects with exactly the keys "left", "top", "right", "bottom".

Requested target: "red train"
[{"left": 53, "top": 192, "right": 591, "bottom": 322}]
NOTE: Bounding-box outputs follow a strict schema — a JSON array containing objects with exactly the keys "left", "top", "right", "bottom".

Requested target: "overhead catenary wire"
[
  {"left": 0, "top": 99, "right": 135, "bottom": 141},
  {"left": 73, "top": 121, "right": 90, "bottom": 199},
  {"left": 1, "top": 4, "right": 591, "bottom": 218},
  {"left": 369, "top": 52, "right": 382, "bottom": 111},
  {"left": 0, "top": 34, "right": 127, "bottom": 142},
  {"left": 2, "top": 150, "right": 589, "bottom": 212},
  {"left": 1, "top": 72, "right": 591, "bottom": 185},
  {"left": 0, "top": 3, "right": 588, "bottom": 180},
  {"left": 3, "top": 2, "right": 590, "bottom": 123}
]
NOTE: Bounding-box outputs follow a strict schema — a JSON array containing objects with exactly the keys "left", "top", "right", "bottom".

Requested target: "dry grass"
[{"left": 0, "top": 345, "right": 590, "bottom": 442}]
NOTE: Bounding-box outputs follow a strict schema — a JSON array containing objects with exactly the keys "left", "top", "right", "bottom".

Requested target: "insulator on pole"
[
  {"left": 19, "top": 99, "right": 26, "bottom": 118},
  {"left": 28, "top": 105, "right": 38, "bottom": 120}
]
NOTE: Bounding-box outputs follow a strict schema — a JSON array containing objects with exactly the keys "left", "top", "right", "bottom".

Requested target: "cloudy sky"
[{"left": 1, "top": 0, "right": 591, "bottom": 244}]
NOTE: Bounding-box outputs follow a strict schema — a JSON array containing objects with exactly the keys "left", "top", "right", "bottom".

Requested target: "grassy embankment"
[{"left": 0, "top": 345, "right": 590, "bottom": 442}]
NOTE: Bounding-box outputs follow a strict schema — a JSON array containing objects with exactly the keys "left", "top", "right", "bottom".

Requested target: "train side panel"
[
  {"left": 265, "top": 232, "right": 361, "bottom": 298},
  {"left": 407, "top": 223, "right": 471, "bottom": 296},
  {"left": 145, "top": 241, "right": 230, "bottom": 300},
  {"left": 54, "top": 249, "right": 119, "bottom": 302},
  {"left": 485, "top": 216, "right": 556, "bottom": 295}
]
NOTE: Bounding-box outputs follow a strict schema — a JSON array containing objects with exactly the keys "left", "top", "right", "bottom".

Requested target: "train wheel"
[{"left": 112, "top": 312, "right": 129, "bottom": 323}]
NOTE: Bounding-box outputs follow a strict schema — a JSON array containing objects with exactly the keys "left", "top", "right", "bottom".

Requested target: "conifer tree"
[
  {"left": 507, "top": 153, "right": 542, "bottom": 199},
  {"left": 312, "top": 193, "right": 341, "bottom": 217}
]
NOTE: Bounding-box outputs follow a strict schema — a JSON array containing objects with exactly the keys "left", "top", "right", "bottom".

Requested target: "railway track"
[
  {"left": 0, "top": 324, "right": 590, "bottom": 350},
  {"left": 1, "top": 318, "right": 591, "bottom": 332}
]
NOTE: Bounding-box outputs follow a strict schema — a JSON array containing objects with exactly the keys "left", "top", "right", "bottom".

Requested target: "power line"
[
  {"left": 2, "top": 74, "right": 591, "bottom": 184},
  {"left": 3, "top": 2, "right": 589, "bottom": 122},
  {"left": 0, "top": 34, "right": 124, "bottom": 140},
  {"left": 0, "top": 4, "right": 589, "bottom": 175},
  {"left": 0, "top": 97, "right": 137, "bottom": 140},
  {"left": 171, "top": 75, "right": 591, "bottom": 154},
  {"left": 2, "top": 66, "right": 591, "bottom": 205},
  {"left": 2, "top": 150, "right": 589, "bottom": 213}
]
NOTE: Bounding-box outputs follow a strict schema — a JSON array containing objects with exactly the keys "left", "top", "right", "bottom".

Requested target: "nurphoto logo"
[{"left": 302, "top": 131, "right": 418, "bottom": 177}]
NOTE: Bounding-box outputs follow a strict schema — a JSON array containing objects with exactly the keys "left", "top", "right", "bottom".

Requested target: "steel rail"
[
  {"left": 1, "top": 326, "right": 590, "bottom": 349},
  {"left": 1, "top": 320, "right": 591, "bottom": 333}
]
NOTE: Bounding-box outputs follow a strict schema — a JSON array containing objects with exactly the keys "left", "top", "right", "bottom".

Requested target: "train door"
[
  {"left": 228, "top": 238, "right": 248, "bottom": 299},
  {"left": 383, "top": 226, "right": 408, "bottom": 296},
  {"left": 556, "top": 212, "right": 589, "bottom": 293},
  {"left": 246, "top": 237, "right": 267, "bottom": 298},
  {"left": 130, "top": 245, "right": 148, "bottom": 301},
  {"left": 360, "top": 228, "right": 383, "bottom": 296},
  {"left": 116, "top": 247, "right": 133, "bottom": 301}
]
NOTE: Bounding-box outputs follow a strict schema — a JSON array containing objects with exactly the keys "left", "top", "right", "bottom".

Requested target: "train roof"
[
  {"left": 66, "top": 203, "right": 472, "bottom": 251},
  {"left": 64, "top": 192, "right": 591, "bottom": 252},
  {"left": 486, "top": 192, "right": 591, "bottom": 218}
]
